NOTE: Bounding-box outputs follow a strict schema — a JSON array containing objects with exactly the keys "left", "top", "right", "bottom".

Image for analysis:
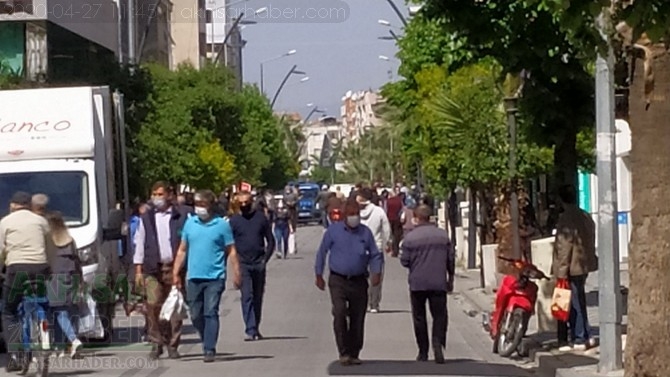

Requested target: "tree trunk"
[{"left": 625, "top": 44, "right": 670, "bottom": 377}]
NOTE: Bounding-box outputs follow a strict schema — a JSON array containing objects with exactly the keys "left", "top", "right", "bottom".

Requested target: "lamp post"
[
  {"left": 304, "top": 104, "right": 326, "bottom": 124},
  {"left": 271, "top": 65, "right": 307, "bottom": 109},
  {"left": 503, "top": 96, "right": 521, "bottom": 261},
  {"left": 214, "top": 6, "right": 267, "bottom": 64},
  {"left": 382, "top": 0, "right": 408, "bottom": 27},
  {"left": 260, "top": 49, "right": 297, "bottom": 94}
]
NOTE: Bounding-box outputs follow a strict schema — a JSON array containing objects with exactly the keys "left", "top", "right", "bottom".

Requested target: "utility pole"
[
  {"left": 595, "top": 7, "right": 623, "bottom": 373},
  {"left": 128, "top": 0, "right": 136, "bottom": 64}
]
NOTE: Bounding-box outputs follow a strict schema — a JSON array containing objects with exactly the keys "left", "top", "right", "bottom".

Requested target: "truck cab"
[{"left": 0, "top": 86, "right": 128, "bottom": 343}]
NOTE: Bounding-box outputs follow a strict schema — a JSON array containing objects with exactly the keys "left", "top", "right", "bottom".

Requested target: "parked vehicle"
[
  {"left": 0, "top": 86, "right": 128, "bottom": 343},
  {"left": 484, "top": 257, "right": 549, "bottom": 357},
  {"left": 296, "top": 182, "right": 321, "bottom": 224}
]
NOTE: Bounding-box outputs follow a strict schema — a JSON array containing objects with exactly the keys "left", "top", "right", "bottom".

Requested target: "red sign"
[{"left": 240, "top": 182, "right": 251, "bottom": 192}]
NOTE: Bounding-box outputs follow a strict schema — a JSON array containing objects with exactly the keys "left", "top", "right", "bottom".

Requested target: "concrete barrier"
[
  {"left": 455, "top": 226, "right": 467, "bottom": 269},
  {"left": 531, "top": 237, "right": 557, "bottom": 333},
  {"left": 482, "top": 244, "right": 498, "bottom": 289}
]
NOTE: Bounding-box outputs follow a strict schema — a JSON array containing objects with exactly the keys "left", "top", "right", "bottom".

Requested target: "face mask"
[
  {"left": 346, "top": 216, "right": 361, "bottom": 228},
  {"left": 194, "top": 206, "right": 209, "bottom": 219},
  {"left": 240, "top": 204, "right": 252, "bottom": 213},
  {"left": 152, "top": 198, "right": 166, "bottom": 209}
]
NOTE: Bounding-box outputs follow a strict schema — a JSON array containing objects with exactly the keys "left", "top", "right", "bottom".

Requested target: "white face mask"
[
  {"left": 152, "top": 197, "right": 166, "bottom": 209},
  {"left": 346, "top": 216, "right": 361, "bottom": 228},
  {"left": 194, "top": 206, "right": 209, "bottom": 220}
]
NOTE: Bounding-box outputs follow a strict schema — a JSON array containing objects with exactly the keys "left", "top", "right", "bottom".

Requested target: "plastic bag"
[
  {"left": 78, "top": 293, "right": 104, "bottom": 338},
  {"left": 288, "top": 233, "right": 296, "bottom": 255},
  {"left": 551, "top": 278, "right": 571, "bottom": 322},
  {"left": 160, "top": 287, "right": 188, "bottom": 321}
]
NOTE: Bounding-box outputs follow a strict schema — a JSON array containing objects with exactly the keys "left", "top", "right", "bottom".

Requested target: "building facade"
[
  {"left": 205, "top": 0, "right": 243, "bottom": 86},
  {"left": 169, "top": 0, "right": 207, "bottom": 69},
  {"left": 340, "top": 89, "right": 385, "bottom": 143},
  {"left": 300, "top": 116, "right": 345, "bottom": 173}
]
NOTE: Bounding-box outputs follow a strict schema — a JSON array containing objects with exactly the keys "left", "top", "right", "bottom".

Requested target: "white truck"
[{"left": 0, "top": 86, "right": 129, "bottom": 343}]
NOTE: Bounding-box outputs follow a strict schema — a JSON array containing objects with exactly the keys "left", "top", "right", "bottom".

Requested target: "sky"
[{"left": 227, "top": 0, "right": 407, "bottom": 118}]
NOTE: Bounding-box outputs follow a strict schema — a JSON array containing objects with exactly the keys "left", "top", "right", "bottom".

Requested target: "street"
[{"left": 2, "top": 225, "right": 534, "bottom": 377}]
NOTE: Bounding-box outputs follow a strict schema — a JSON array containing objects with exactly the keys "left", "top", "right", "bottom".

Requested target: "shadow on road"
[
  {"left": 258, "top": 336, "right": 308, "bottom": 341},
  {"left": 535, "top": 352, "right": 597, "bottom": 377},
  {"left": 375, "top": 310, "right": 410, "bottom": 315},
  {"left": 326, "top": 358, "right": 534, "bottom": 376}
]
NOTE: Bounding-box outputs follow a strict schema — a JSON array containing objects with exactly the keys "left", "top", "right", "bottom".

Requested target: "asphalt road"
[{"left": 1, "top": 225, "right": 535, "bottom": 377}]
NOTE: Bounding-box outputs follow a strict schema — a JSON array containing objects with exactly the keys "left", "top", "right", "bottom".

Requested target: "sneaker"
[
  {"left": 254, "top": 333, "right": 264, "bottom": 341},
  {"left": 416, "top": 353, "right": 428, "bottom": 362},
  {"left": 558, "top": 344, "right": 573, "bottom": 352},
  {"left": 339, "top": 356, "right": 351, "bottom": 366},
  {"left": 370, "top": 308, "right": 378, "bottom": 314},
  {"left": 168, "top": 348, "right": 181, "bottom": 359},
  {"left": 573, "top": 344, "right": 587, "bottom": 351},
  {"left": 203, "top": 352, "right": 215, "bottom": 363},
  {"left": 244, "top": 334, "right": 255, "bottom": 342},
  {"left": 149, "top": 345, "right": 163, "bottom": 360},
  {"left": 434, "top": 346, "right": 445, "bottom": 364},
  {"left": 350, "top": 357, "right": 362, "bottom": 365},
  {"left": 70, "top": 339, "right": 83, "bottom": 359}
]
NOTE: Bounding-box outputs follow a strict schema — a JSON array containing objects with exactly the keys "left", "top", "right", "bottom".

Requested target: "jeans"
[
  {"left": 52, "top": 307, "right": 78, "bottom": 346},
  {"left": 568, "top": 274, "right": 591, "bottom": 344},
  {"left": 321, "top": 211, "right": 329, "bottom": 228},
  {"left": 240, "top": 263, "right": 266, "bottom": 337},
  {"left": 274, "top": 225, "right": 289, "bottom": 258},
  {"left": 186, "top": 279, "right": 226, "bottom": 354}
]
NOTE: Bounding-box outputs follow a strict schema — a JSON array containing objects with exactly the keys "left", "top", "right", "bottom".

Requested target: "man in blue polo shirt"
[
  {"left": 315, "top": 199, "right": 384, "bottom": 366},
  {"left": 173, "top": 189, "right": 241, "bottom": 363}
]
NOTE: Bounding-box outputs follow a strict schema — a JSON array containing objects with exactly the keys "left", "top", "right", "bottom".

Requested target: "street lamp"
[
  {"left": 383, "top": 0, "right": 408, "bottom": 27},
  {"left": 260, "top": 49, "right": 297, "bottom": 94},
  {"left": 305, "top": 105, "right": 326, "bottom": 124},
  {"left": 271, "top": 65, "right": 307, "bottom": 108},
  {"left": 213, "top": 6, "right": 267, "bottom": 64}
]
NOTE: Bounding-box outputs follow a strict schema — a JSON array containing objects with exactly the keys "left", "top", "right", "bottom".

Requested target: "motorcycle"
[{"left": 483, "top": 256, "right": 549, "bottom": 357}]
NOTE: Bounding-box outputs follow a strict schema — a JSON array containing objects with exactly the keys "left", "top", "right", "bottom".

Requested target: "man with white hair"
[{"left": 31, "top": 193, "right": 49, "bottom": 216}]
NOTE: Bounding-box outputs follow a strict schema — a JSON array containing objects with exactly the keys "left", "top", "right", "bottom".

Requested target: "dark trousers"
[
  {"left": 328, "top": 273, "right": 368, "bottom": 359},
  {"left": 1, "top": 263, "right": 51, "bottom": 352},
  {"left": 390, "top": 219, "right": 403, "bottom": 256},
  {"left": 410, "top": 290, "right": 448, "bottom": 355},
  {"left": 240, "top": 262, "right": 266, "bottom": 337}
]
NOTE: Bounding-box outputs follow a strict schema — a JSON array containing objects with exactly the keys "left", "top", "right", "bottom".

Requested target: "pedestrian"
[
  {"left": 282, "top": 185, "right": 299, "bottom": 232},
  {"left": 326, "top": 193, "right": 343, "bottom": 227},
  {"left": 385, "top": 190, "right": 404, "bottom": 257},
  {"left": 31, "top": 193, "right": 49, "bottom": 216},
  {"left": 334, "top": 185, "right": 345, "bottom": 200},
  {"left": 44, "top": 211, "right": 84, "bottom": 358},
  {"left": 172, "top": 189, "right": 241, "bottom": 363},
  {"left": 133, "top": 181, "right": 191, "bottom": 359},
  {"left": 0, "top": 192, "right": 51, "bottom": 371},
  {"left": 273, "top": 200, "right": 292, "bottom": 259},
  {"left": 356, "top": 188, "right": 391, "bottom": 313},
  {"left": 229, "top": 191, "right": 275, "bottom": 341},
  {"left": 401, "top": 199, "right": 417, "bottom": 237},
  {"left": 317, "top": 185, "right": 331, "bottom": 229},
  {"left": 400, "top": 204, "right": 455, "bottom": 364},
  {"left": 551, "top": 185, "right": 598, "bottom": 352},
  {"left": 315, "top": 199, "right": 384, "bottom": 366}
]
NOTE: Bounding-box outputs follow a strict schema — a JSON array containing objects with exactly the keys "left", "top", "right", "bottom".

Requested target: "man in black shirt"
[{"left": 229, "top": 191, "right": 275, "bottom": 341}]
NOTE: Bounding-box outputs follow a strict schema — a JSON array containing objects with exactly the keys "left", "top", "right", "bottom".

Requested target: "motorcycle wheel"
[{"left": 497, "top": 308, "right": 528, "bottom": 357}]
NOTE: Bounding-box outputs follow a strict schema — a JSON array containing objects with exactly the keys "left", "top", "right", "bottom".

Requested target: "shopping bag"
[
  {"left": 160, "top": 287, "right": 188, "bottom": 321},
  {"left": 551, "top": 278, "right": 571, "bottom": 322},
  {"left": 288, "top": 233, "right": 296, "bottom": 255},
  {"left": 77, "top": 293, "right": 104, "bottom": 338}
]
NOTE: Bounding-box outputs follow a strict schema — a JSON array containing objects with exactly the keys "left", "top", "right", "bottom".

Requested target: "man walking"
[
  {"left": 552, "top": 185, "right": 597, "bottom": 351},
  {"left": 0, "top": 192, "right": 51, "bottom": 371},
  {"left": 133, "top": 181, "right": 191, "bottom": 359},
  {"left": 385, "top": 190, "right": 404, "bottom": 257},
  {"left": 315, "top": 199, "right": 383, "bottom": 366},
  {"left": 229, "top": 191, "right": 275, "bottom": 341},
  {"left": 356, "top": 188, "right": 391, "bottom": 313},
  {"left": 172, "top": 189, "right": 241, "bottom": 362},
  {"left": 401, "top": 204, "right": 454, "bottom": 364}
]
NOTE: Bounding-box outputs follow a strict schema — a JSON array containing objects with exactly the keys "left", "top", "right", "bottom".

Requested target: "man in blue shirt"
[
  {"left": 315, "top": 199, "right": 384, "bottom": 366},
  {"left": 173, "top": 189, "right": 241, "bottom": 363}
]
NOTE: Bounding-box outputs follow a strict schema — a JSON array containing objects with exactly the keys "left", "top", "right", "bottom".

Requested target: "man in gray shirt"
[{"left": 400, "top": 204, "right": 455, "bottom": 364}]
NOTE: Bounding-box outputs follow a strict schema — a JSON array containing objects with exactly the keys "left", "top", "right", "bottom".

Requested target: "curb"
[{"left": 555, "top": 366, "right": 623, "bottom": 377}]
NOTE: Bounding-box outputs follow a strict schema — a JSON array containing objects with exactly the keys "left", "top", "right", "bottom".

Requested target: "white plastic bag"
[
  {"left": 288, "top": 233, "right": 296, "bottom": 255},
  {"left": 78, "top": 293, "right": 104, "bottom": 338},
  {"left": 160, "top": 287, "right": 188, "bottom": 321}
]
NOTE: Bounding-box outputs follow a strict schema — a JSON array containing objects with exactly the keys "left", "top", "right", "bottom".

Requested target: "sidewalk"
[{"left": 455, "top": 265, "right": 629, "bottom": 377}]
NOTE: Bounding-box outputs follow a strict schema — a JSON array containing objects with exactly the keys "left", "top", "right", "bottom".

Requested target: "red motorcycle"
[{"left": 483, "top": 257, "right": 549, "bottom": 357}]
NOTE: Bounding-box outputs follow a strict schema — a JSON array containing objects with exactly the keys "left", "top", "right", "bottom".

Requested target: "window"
[
  {"left": 206, "top": 9, "right": 212, "bottom": 23},
  {"left": 0, "top": 171, "right": 90, "bottom": 227}
]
